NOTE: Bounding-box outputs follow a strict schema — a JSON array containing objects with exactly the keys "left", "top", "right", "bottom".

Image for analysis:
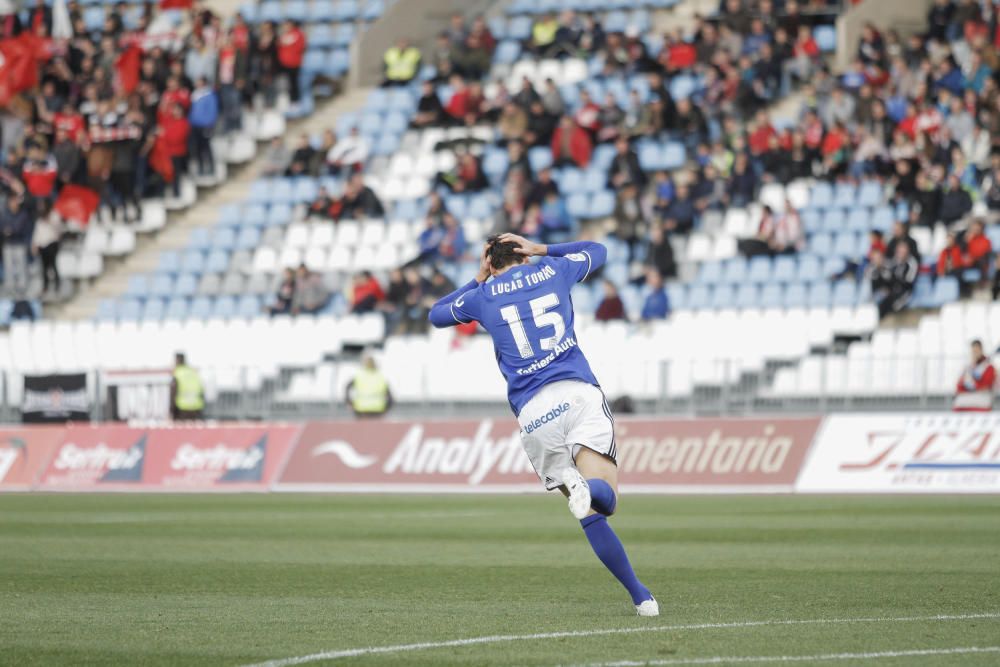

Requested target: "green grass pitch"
[{"left": 2, "top": 494, "right": 999, "bottom": 666}]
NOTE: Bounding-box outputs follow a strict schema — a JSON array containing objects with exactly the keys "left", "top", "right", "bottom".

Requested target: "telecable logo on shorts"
[{"left": 523, "top": 402, "right": 571, "bottom": 434}]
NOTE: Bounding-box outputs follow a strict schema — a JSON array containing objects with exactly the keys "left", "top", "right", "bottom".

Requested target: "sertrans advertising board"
[
  {"left": 274, "top": 417, "right": 820, "bottom": 492},
  {"left": 0, "top": 427, "right": 65, "bottom": 491},
  {"left": 797, "top": 413, "right": 1000, "bottom": 493},
  {"left": 36, "top": 424, "right": 300, "bottom": 491}
]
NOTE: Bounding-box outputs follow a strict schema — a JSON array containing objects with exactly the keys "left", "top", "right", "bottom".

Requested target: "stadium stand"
[{"left": 2, "top": 0, "right": 999, "bottom": 415}]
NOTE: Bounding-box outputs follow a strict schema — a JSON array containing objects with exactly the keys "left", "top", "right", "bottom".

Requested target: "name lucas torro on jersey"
[{"left": 523, "top": 402, "right": 572, "bottom": 434}]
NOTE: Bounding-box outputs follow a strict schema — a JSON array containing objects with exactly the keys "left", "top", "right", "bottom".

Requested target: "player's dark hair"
[{"left": 485, "top": 235, "right": 524, "bottom": 271}]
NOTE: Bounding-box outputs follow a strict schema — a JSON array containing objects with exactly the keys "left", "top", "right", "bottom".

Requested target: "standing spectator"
[
  {"left": 345, "top": 353, "right": 392, "bottom": 418},
  {"left": 350, "top": 270, "right": 385, "bottom": 313},
  {"left": 188, "top": 77, "right": 218, "bottom": 177},
  {"left": 643, "top": 224, "right": 676, "bottom": 279},
  {"left": 640, "top": 270, "right": 670, "bottom": 321},
  {"left": 529, "top": 13, "right": 559, "bottom": 57},
  {"left": 595, "top": 280, "right": 626, "bottom": 321},
  {"left": 325, "top": 127, "right": 370, "bottom": 178},
  {"left": 31, "top": 201, "right": 62, "bottom": 296},
  {"left": 551, "top": 115, "right": 592, "bottom": 168},
  {"left": 382, "top": 38, "right": 422, "bottom": 87},
  {"left": 277, "top": 20, "right": 306, "bottom": 106},
  {"left": 954, "top": 340, "right": 996, "bottom": 412},
  {"left": 171, "top": 353, "right": 205, "bottom": 420},
  {"left": 261, "top": 138, "right": 291, "bottom": 178},
  {"left": 161, "top": 103, "right": 191, "bottom": 198},
  {"left": 0, "top": 195, "right": 32, "bottom": 298},
  {"left": 870, "top": 244, "right": 918, "bottom": 319}
]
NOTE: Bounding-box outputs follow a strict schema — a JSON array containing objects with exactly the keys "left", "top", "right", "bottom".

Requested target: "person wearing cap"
[{"left": 954, "top": 340, "right": 996, "bottom": 412}]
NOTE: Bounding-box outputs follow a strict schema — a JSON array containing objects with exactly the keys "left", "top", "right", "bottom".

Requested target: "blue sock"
[
  {"left": 580, "top": 514, "right": 651, "bottom": 605},
  {"left": 588, "top": 478, "right": 617, "bottom": 515}
]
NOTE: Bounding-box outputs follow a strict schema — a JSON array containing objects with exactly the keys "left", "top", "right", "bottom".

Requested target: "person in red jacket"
[
  {"left": 964, "top": 219, "right": 993, "bottom": 278},
  {"left": 937, "top": 232, "right": 967, "bottom": 277},
  {"left": 954, "top": 339, "right": 996, "bottom": 411},
  {"left": 160, "top": 104, "right": 191, "bottom": 197},
  {"left": 351, "top": 270, "right": 385, "bottom": 314},
  {"left": 277, "top": 20, "right": 306, "bottom": 104},
  {"left": 551, "top": 115, "right": 592, "bottom": 168}
]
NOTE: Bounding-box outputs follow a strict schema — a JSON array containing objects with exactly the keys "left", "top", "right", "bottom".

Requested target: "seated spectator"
[
  {"left": 413, "top": 80, "right": 446, "bottom": 129},
  {"left": 608, "top": 136, "right": 644, "bottom": 189},
  {"left": 379, "top": 268, "right": 409, "bottom": 334},
  {"left": 540, "top": 79, "right": 565, "bottom": 118},
  {"left": 334, "top": 174, "right": 384, "bottom": 220},
  {"left": 643, "top": 224, "right": 677, "bottom": 280},
  {"left": 963, "top": 219, "right": 992, "bottom": 277},
  {"left": 285, "top": 133, "right": 315, "bottom": 177},
  {"left": 526, "top": 167, "right": 559, "bottom": 207},
  {"left": 382, "top": 38, "right": 422, "bottom": 87},
  {"left": 551, "top": 115, "right": 592, "bottom": 168},
  {"left": 937, "top": 232, "right": 966, "bottom": 280},
  {"left": 451, "top": 32, "right": 491, "bottom": 81},
  {"left": 595, "top": 281, "right": 627, "bottom": 322},
  {"left": 596, "top": 93, "right": 624, "bottom": 143},
  {"left": 434, "top": 152, "right": 488, "bottom": 193},
  {"left": 535, "top": 191, "right": 574, "bottom": 244},
  {"left": 954, "top": 339, "right": 996, "bottom": 412},
  {"left": 415, "top": 213, "right": 466, "bottom": 264},
  {"left": 870, "top": 243, "right": 918, "bottom": 319},
  {"left": 291, "top": 264, "right": 329, "bottom": 315},
  {"left": 307, "top": 186, "right": 336, "bottom": 220},
  {"left": 267, "top": 268, "right": 296, "bottom": 316},
  {"left": 640, "top": 270, "right": 670, "bottom": 321},
  {"left": 524, "top": 100, "right": 557, "bottom": 147},
  {"left": 326, "top": 127, "right": 370, "bottom": 178},
  {"left": 886, "top": 221, "right": 922, "bottom": 264},
  {"left": 261, "top": 138, "right": 291, "bottom": 178},
  {"left": 661, "top": 183, "right": 697, "bottom": 234},
  {"left": 350, "top": 270, "right": 385, "bottom": 313},
  {"left": 939, "top": 173, "right": 973, "bottom": 224},
  {"left": 402, "top": 267, "right": 432, "bottom": 333},
  {"left": 529, "top": 12, "right": 559, "bottom": 57},
  {"left": 726, "top": 153, "right": 758, "bottom": 207},
  {"left": 912, "top": 170, "right": 942, "bottom": 227},
  {"left": 739, "top": 201, "right": 804, "bottom": 257},
  {"left": 498, "top": 102, "right": 528, "bottom": 145}
]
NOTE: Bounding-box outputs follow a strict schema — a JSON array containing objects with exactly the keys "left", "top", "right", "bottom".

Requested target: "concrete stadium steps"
[{"left": 56, "top": 87, "right": 374, "bottom": 322}]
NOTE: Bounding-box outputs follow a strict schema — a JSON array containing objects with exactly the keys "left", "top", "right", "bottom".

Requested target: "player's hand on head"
[
  {"left": 475, "top": 242, "right": 492, "bottom": 283},
  {"left": 497, "top": 233, "right": 546, "bottom": 257}
]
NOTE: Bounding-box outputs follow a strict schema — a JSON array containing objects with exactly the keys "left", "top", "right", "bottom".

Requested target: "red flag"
[
  {"left": 115, "top": 44, "right": 142, "bottom": 94},
  {"left": 149, "top": 135, "right": 175, "bottom": 183},
  {"left": 54, "top": 185, "right": 101, "bottom": 226},
  {"left": 0, "top": 34, "right": 39, "bottom": 108},
  {"left": 160, "top": 0, "right": 194, "bottom": 8}
]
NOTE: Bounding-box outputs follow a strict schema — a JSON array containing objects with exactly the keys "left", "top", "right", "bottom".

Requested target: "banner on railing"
[
  {"left": 796, "top": 413, "right": 1000, "bottom": 493},
  {"left": 273, "top": 417, "right": 820, "bottom": 492},
  {"left": 22, "top": 374, "right": 90, "bottom": 423},
  {"left": 102, "top": 370, "right": 173, "bottom": 421},
  {"left": 36, "top": 424, "right": 300, "bottom": 491},
  {"left": 0, "top": 427, "right": 65, "bottom": 490}
]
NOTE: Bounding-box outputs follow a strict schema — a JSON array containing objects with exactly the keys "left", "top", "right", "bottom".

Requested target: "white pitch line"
[
  {"left": 576, "top": 645, "right": 1000, "bottom": 666},
  {"left": 240, "top": 611, "right": 1000, "bottom": 667}
]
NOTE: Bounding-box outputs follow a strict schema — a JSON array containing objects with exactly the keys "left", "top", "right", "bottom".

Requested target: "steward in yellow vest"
[
  {"left": 383, "top": 38, "right": 422, "bottom": 86},
  {"left": 171, "top": 353, "right": 205, "bottom": 420},
  {"left": 346, "top": 354, "right": 392, "bottom": 417}
]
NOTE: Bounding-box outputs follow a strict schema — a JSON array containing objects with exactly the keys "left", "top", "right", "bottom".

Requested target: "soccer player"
[{"left": 428, "top": 234, "right": 658, "bottom": 616}]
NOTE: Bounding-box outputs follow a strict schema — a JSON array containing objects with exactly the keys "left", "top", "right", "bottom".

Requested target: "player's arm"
[
  {"left": 498, "top": 234, "right": 607, "bottom": 282},
  {"left": 428, "top": 246, "right": 490, "bottom": 328}
]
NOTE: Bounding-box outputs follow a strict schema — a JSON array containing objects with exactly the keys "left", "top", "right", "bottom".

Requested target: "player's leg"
[{"left": 574, "top": 447, "right": 617, "bottom": 516}]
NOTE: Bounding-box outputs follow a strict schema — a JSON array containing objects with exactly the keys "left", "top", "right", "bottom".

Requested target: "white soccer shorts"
[{"left": 517, "top": 380, "right": 617, "bottom": 490}]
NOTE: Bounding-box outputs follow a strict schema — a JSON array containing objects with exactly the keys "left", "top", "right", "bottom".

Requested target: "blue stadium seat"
[
  {"left": 773, "top": 256, "right": 796, "bottom": 282},
  {"left": 258, "top": 2, "right": 282, "bottom": 23},
  {"left": 833, "top": 183, "right": 857, "bottom": 209},
  {"left": 212, "top": 227, "right": 237, "bottom": 249},
  {"left": 669, "top": 74, "right": 699, "bottom": 100},
  {"left": 558, "top": 168, "right": 585, "bottom": 194},
  {"left": 237, "top": 295, "right": 261, "bottom": 319},
  {"left": 285, "top": 0, "right": 308, "bottom": 21},
  {"left": 181, "top": 250, "right": 206, "bottom": 274},
  {"left": 174, "top": 274, "right": 198, "bottom": 298},
  {"left": 710, "top": 285, "right": 736, "bottom": 310},
  {"left": 267, "top": 203, "right": 293, "bottom": 227},
  {"left": 910, "top": 275, "right": 934, "bottom": 308},
  {"left": 831, "top": 280, "right": 857, "bottom": 307},
  {"left": 218, "top": 204, "right": 241, "bottom": 227},
  {"left": 362, "top": 0, "right": 385, "bottom": 20},
  {"left": 810, "top": 233, "right": 833, "bottom": 256},
  {"left": 327, "top": 49, "right": 350, "bottom": 76},
  {"left": 332, "top": 23, "right": 355, "bottom": 46},
  {"left": 150, "top": 274, "right": 174, "bottom": 298},
  {"left": 308, "top": 0, "right": 336, "bottom": 21},
  {"left": 445, "top": 195, "right": 469, "bottom": 219},
  {"left": 845, "top": 207, "right": 870, "bottom": 232},
  {"left": 528, "top": 146, "right": 554, "bottom": 173},
  {"left": 236, "top": 227, "right": 262, "bottom": 250},
  {"left": 797, "top": 255, "right": 822, "bottom": 282},
  {"left": 292, "top": 178, "right": 319, "bottom": 203},
  {"left": 157, "top": 252, "right": 180, "bottom": 275},
  {"left": 188, "top": 227, "right": 211, "bottom": 250},
  {"left": 821, "top": 208, "right": 846, "bottom": 232},
  {"left": 495, "top": 40, "right": 522, "bottom": 64},
  {"left": 807, "top": 282, "right": 832, "bottom": 308},
  {"left": 722, "top": 258, "right": 748, "bottom": 284},
  {"left": 814, "top": 25, "right": 837, "bottom": 52},
  {"left": 163, "top": 297, "right": 188, "bottom": 321},
  {"left": 243, "top": 204, "right": 268, "bottom": 226},
  {"left": 687, "top": 285, "right": 711, "bottom": 310},
  {"left": 126, "top": 275, "right": 149, "bottom": 298},
  {"left": 358, "top": 112, "right": 384, "bottom": 138},
  {"left": 698, "top": 261, "right": 723, "bottom": 285},
  {"left": 303, "top": 49, "right": 327, "bottom": 74},
  {"left": 592, "top": 144, "right": 616, "bottom": 172},
  {"left": 211, "top": 296, "right": 235, "bottom": 319},
  {"left": 857, "top": 181, "right": 883, "bottom": 208},
  {"left": 206, "top": 249, "right": 230, "bottom": 274},
  {"left": 637, "top": 143, "right": 662, "bottom": 172},
  {"left": 118, "top": 298, "right": 142, "bottom": 322},
  {"left": 871, "top": 205, "right": 894, "bottom": 232},
  {"left": 809, "top": 182, "right": 834, "bottom": 209},
  {"left": 759, "top": 283, "right": 784, "bottom": 308},
  {"left": 374, "top": 133, "right": 401, "bottom": 156},
  {"left": 801, "top": 209, "right": 822, "bottom": 234},
  {"left": 784, "top": 283, "right": 808, "bottom": 307},
  {"left": 662, "top": 142, "right": 686, "bottom": 170},
  {"left": 141, "top": 298, "right": 165, "bottom": 322},
  {"left": 832, "top": 232, "right": 857, "bottom": 257},
  {"left": 507, "top": 16, "right": 532, "bottom": 40},
  {"left": 932, "top": 276, "right": 960, "bottom": 307},
  {"left": 734, "top": 284, "right": 759, "bottom": 309},
  {"left": 747, "top": 256, "right": 772, "bottom": 283},
  {"left": 189, "top": 297, "right": 212, "bottom": 320},
  {"left": 666, "top": 283, "right": 687, "bottom": 310},
  {"left": 582, "top": 169, "right": 606, "bottom": 193},
  {"left": 590, "top": 190, "right": 615, "bottom": 217},
  {"left": 238, "top": 3, "right": 257, "bottom": 22},
  {"left": 334, "top": 0, "right": 359, "bottom": 21},
  {"left": 96, "top": 299, "right": 117, "bottom": 322},
  {"left": 468, "top": 195, "right": 494, "bottom": 219}
]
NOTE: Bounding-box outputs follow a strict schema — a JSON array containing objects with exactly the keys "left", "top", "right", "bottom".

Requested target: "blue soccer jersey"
[{"left": 429, "top": 241, "right": 607, "bottom": 414}]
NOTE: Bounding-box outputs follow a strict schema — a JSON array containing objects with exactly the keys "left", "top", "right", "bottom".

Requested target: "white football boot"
[
  {"left": 561, "top": 467, "right": 592, "bottom": 520},
  {"left": 635, "top": 597, "right": 659, "bottom": 617}
]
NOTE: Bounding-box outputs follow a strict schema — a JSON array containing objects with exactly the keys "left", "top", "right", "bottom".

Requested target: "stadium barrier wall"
[{"left": 2, "top": 414, "right": 998, "bottom": 493}]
